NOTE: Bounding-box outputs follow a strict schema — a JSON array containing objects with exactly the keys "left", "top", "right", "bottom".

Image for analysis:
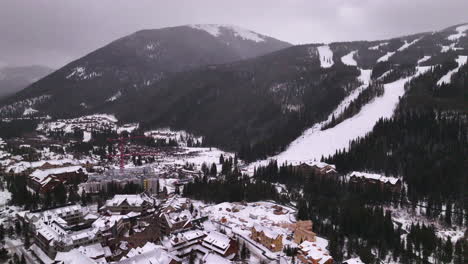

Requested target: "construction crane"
[{"left": 107, "top": 135, "right": 158, "bottom": 170}]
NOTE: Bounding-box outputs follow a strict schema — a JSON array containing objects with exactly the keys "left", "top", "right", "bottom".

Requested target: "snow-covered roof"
[
  {"left": 30, "top": 165, "right": 85, "bottom": 183},
  {"left": 160, "top": 195, "right": 189, "bottom": 211},
  {"left": 125, "top": 242, "right": 162, "bottom": 258},
  {"left": 118, "top": 244, "right": 177, "bottom": 264},
  {"left": 349, "top": 171, "right": 400, "bottom": 185},
  {"left": 78, "top": 243, "right": 105, "bottom": 259},
  {"left": 202, "top": 253, "right": 231, "bottom": 264},
  {"left": 164, "top": 209, "right": 192, "bottom": 227},
  {"left": 252, "top": 224, "right": 282, "bottom": 239},
  {"left": 182, "top": 229, "right": 206, "bottom": 241},
  {"left": 105, "top": 193, "right": 153, "bottom": 207},
  {"left": 202, "top": 231, "right": 231, "bottom": 252},
  {"left": 299, "top": 161, "right": 336, "bottom": 169},
  {"left": 55, "top": 249, "right": 96, "bottom": 264},
  {"left": 6, "top": 159, "right": 80, "bottom": 174},
  {"left": 299, "top": 240, "right": 333, "bottom": 264},
  {"left": 92, "top": 215, "right": 124, "bottom": 231}
]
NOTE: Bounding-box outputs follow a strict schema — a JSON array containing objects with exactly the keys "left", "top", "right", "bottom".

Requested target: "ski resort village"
[
  {"left": 0, "top": 103, "right": 465, "bottom": 264},
  {"left": 0, "top": 8, "right": 467, "bottom": 264},
  {"left": 0, "top": 114, "right": 340, "bottom": 264}
]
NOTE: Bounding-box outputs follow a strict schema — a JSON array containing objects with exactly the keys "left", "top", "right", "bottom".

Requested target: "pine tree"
[
  {"left": 0, "top": 224, "right": 4, "bottom": 242},
  {"left": 210, "top": 163, "right": 217, "bottom": 176},
  {"left": 444, "top": 202, "right": 452, "bottom": 226}
]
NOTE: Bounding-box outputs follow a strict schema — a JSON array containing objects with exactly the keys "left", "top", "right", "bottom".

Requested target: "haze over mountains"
[
  {"left": 0, "top": 65, "right": 53, "bottom": 98},
  {"left": 0, "top": 23, "right": 467, "bottom": 161}
]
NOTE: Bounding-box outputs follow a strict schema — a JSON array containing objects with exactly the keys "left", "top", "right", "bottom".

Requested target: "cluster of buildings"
[
  {"left": 4, "top": 158, "right": 91, "bottom": 195},
  {"left": 16, "top": 193, "right": 245, "bottom": 264},
  {"left": 82, "top": 165, "right": 197, "bottom": 197}
]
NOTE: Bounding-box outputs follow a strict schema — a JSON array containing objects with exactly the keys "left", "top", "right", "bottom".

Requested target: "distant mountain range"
[
  {"left": 1, "top": 23, "right": 467, "bottom": 160},
  {"left": 0, "top": 65, "right": 53, "bottom": 98}
]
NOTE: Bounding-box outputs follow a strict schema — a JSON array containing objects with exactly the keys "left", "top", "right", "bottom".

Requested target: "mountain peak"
[{"left": 187, "top": 24, "right": 267, "bottom": 43}]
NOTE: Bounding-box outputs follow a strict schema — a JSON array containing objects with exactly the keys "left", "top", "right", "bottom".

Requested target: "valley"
[{"left": 0, "top": 20, "right": 466, "bottom": 264}]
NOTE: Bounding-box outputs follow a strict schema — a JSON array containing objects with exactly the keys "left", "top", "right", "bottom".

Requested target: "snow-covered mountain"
[
  {"left": 0, "top": 24, "right": 291, "bottom": 116},
  {"left": 1, "top": 23, "right": 467, "bottom": 163}
]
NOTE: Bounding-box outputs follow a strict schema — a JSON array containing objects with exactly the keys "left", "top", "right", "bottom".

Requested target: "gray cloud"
[{"left": 0, "top": 0, "right": 467, "bottom": 68}]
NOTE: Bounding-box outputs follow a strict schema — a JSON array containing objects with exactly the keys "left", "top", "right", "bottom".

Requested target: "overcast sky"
[{"left": 1, "top": 0, "right": 467, "bottom": 68}]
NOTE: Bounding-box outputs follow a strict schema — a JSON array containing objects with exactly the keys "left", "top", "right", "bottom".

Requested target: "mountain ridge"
[{"left": 1, "top": 23, "right": 467, "bottom": 161}]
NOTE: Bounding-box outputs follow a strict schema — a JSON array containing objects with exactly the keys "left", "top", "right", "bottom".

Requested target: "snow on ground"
[
  {"left": 397, "top": 38, "right": 421, "bottom": 51},
  {"left": 377, "top": 70, "right": 393, "bottom": 80},
  {"left": 437, "top": 55, "right": 467, "bottom": 85},
  {"left": 164, "top": 147, "right": 235, "bottom": 172},
  {"left": 327, "top": 69, "right": 372, "bottom": 120},
  {"left": 189, "top": 24, "right": 265, "bottom": 42},
  {"left": 83, "top": 131, "right": 91, "bottom": 142},
  {"left": 117, "top": 123, "right": 139, "bottom": 134},
  {"left": 106, "top": 91, "right": 122, "bottom": 102},
  {"left": 441, "top": 43, "right": 462, "bottom": 53},
  {"left": 6, "top": 158, "right": 92, "bottom": 174},
  {"left": 37, "top": 114, "right": 125, "bottom": 135},
  {"left": 377, "top": 51, "right": 395, "bottom": 62},
  {"left": 388, "top": 205, "right": 465, "bottom": 243},
  {"left": 341, "top": 51, "right": 357, "bottom": 66},
  {"left": 200, "top": 201, "right": 299, "bottom": 257},
  {"left": 247, "top": 67, "right": 431, "bottom": 172},
  {"left": 369, "top": 42, "right": 388, "bottom": 50},
  {"left": 66, "top": 66, "right": 101, "bottom": 81},
  {"left": 417, "top": 55, "right": 431, "bottom": 65},
  {"left": 0, "top": 189, "right": 11, "bottom": 206},
  {"left": 0, "top": 137, "right": 9, "bottom": 161},
  {"left": 447, "top": 24, "right": 468, "bottom": 41},
  {"left": 317, "top": 45, "right": 334, "bottom": 68},
  {"left": 23, "top": 107, "right": 38, "bottom": 116},
  {"left": 201, "top": 201, "right": 295, "bottom": 230},
  {"left": 145, "top": 128, "right": 202, "bottom": 146},
  {"left": 344, "top": 257, "right": 365, "bottom": 264},
  {"left": 377, "top": 38, "right": 419, "bottom": 63},
  {"left": 0, "top": 95, "right": 51, "bottom": 116}
]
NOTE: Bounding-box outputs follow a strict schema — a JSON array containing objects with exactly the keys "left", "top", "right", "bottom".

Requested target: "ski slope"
[
  {"left": 246, "top": 67, "right": 431, "bottom": 172},
  {"left": 377, "top": 39, "right": 420, "bottom": 63},
  {"left": 317, "top": 45, "right": 334, "bottom": 68},
  {"left": 437, "top": 55, "right": 467, "bottom": 85},
  {"left": 417, "top": 56, "right": 431, "bottom": 65},
  {"left": 377, "top": 51, "right": 395, "bottom": 62},
  {"left": 326, "top": 69, "right": 372, "bottom": 121},
  {"left": 447, "top": 24, "right": 468, "bottom": 41},
  {"left": 397, "top": 38, "right": 421, "bottom": 52},
  {"left": 341, "top": 51, "right": 357, "bottom": 66}
]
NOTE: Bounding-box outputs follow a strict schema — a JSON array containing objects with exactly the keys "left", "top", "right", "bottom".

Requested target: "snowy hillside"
[
  {"left": 189, "top": 24, "right": 266, "bottom": 42},
  {"left": 247, "top": 66, "right": 432, "bottom": 171},
  {"left": 341, "top": 51, "right": 357, "bottom": 66},
  {"left": 437, "top": 55, "right": 467, "bottom": 85},
  {"left": 317, "top": 45, "right": 334, "bottom": 68}
]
